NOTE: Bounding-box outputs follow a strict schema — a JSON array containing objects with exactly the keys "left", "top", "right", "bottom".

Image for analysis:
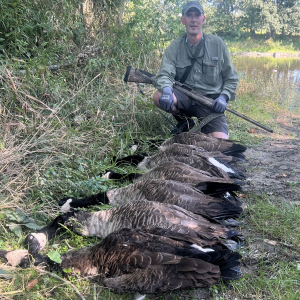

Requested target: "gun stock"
[{"left": 124, "top": 66, "right": 273, "bottom": 133}]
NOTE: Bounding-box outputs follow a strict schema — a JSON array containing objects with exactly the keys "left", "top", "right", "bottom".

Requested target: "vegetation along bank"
[{"left": 1, "top": 0, "right": 300, "bottom": 299}]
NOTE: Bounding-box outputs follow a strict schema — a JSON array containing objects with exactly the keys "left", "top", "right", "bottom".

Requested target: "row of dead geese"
[{"left": 0, "top": 132, "right": 247, "bottom": 300}]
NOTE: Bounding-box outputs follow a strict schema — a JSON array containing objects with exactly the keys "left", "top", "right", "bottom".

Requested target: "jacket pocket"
[
  {"left": 175, "top": 59, "right": 192, "bottom": 81},
  {"left": 202, "top": 61, "right": 218, "bottom": 85}
]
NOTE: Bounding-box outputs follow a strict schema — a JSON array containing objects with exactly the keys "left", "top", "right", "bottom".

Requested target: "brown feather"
[
  {"left": 106, "top": 179, "right": 242, "bottom": 220},
  {"left": 58, "top": 228, "right": 238, "bottom": 294},
  {"left": 160, "top": 132, "right": 246, "bottom": 154},
  {"left": 139, "top": 143, "right": 230, "bottom": 179}
]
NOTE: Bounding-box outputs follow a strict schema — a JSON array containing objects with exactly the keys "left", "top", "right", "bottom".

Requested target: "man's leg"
[
  {"left": 208, "top": 132, "right": 229, "bottom": 139},
  {"left": 153, "top": 89, "right": 227, "bottom": 138}
]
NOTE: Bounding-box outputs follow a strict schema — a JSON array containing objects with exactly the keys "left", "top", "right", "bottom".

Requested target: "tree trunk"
[
  {"left": 118, "top": 0, "right": 126, "bottom": 25},
  {"left": 270, "top": 24, "right": 276, "bottom": 39},
  {"left": 266, "top": 24, "right": 276, "bottom": 40}
]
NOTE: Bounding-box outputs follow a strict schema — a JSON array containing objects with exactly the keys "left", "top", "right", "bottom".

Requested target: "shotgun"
[{"left": 124, "top": 66, "right": 273, "bottom": 133}]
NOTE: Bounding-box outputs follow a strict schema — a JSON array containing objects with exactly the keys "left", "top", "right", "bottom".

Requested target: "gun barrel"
[{"left": 174, "top": 83, "right": 274, "bottom": 133}]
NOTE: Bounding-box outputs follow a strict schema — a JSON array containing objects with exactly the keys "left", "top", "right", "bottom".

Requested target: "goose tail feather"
[{"left": 222, "top": 144, "right": 247, "bottom": 159}]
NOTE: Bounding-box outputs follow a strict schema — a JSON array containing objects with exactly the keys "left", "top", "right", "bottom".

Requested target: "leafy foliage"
[
  {"left": 48, "top": 250, "right": 62, "bottom": 264},
  {"left": 0, "top": 0, "right": 86, "bottom": 60},
  {"left": 5, "top": 208, "right": 42, "bottom": 237}
]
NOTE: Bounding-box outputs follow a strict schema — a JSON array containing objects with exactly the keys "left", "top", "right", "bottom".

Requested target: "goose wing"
[
  {"left": 112, "top": 200, "right": 239, "bottom": 240},
  {"left": 90, "top": 228, "right": 241, "bottom": 293},
  {"left": 160, "top": 132, "right": 246, "bottom": 157},
  {"left": 89, "top": 230, "right": 221, "bottom": 293},
  {"left": 110, "top": 179, "right": 242, "bottom": 220}
]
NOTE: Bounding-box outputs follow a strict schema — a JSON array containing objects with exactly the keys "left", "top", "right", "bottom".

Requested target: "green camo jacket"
[{"left": 155, "top": 34, "right": 238, "bottom": 101}]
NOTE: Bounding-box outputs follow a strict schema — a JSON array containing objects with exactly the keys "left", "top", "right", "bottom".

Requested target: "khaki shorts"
[{"left": 173, "top": 87, "right": 228, "bottom": 135}]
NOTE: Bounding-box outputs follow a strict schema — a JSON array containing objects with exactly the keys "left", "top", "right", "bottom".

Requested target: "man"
[{"left": 153, "top": 1, "right": 238, "bottom": 139}]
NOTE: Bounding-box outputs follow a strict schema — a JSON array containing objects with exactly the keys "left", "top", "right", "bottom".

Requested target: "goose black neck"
[
  {"left": 40, "top": 211, "right": 76, "bottom": 239},
  {"left": 114, "top": 154, "right": 146, "bottom": 166},
  {"left": 68, "top": 191, "right": 109, "bottom": 209}
]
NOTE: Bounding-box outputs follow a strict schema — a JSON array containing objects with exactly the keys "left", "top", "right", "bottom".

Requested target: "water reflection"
[{"left": 234, "top": 56, "right": 300, "bottom": 112}]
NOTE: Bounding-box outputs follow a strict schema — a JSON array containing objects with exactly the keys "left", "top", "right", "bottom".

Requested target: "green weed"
[{"left": 246, "top": 194, "right": 300, "bottom": 247}]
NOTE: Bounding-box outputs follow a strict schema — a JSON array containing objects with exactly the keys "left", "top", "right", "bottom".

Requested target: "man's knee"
[
  {"left": 153, "top": 90, "right": 178, "bottom": 110},
  {"left": 153, "top": 90, "right": 162, "bottom": 107},
  {"left": 207, "top": 132, "right": 229, "bottom": 139}
]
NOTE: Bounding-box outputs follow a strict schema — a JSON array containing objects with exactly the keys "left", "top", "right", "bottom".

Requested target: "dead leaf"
[
  {"left": 249, "top": 128, "right": 255, "bottom": 133},
  {"left": 237, "top": 193, "right": 248, "bottom": 198},
  {"left": 27, "top": 278, "right": 38, "bottom": 290},
  {"left": 264, "top": 239, "right": 277, "bottom": 246},
  {"left": 276, "top": 173, "right": 288, "bottom": 179}
]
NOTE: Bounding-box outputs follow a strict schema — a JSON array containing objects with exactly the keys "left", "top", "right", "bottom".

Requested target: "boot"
[{"left": 171, "top": 115, "right": 195, "bottom": 135}]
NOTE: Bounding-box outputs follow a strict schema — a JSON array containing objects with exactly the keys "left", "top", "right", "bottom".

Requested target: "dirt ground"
[
  {"left": 158, "top": 116, "right": 300, "bottom": 300},
  {"left": 242, "top": 117, "right": 300, "bottom": 200}
]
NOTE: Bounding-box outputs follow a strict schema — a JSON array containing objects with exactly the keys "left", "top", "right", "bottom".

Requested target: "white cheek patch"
[
  {"left": 101, "top": 171, "right": 112, "bottom": 179},
  {"left": 31, "top": 233, "right": 47, "bottom": 250},
  {"left": 60, "top": 198, "right": 73, "bottom": 213},
  {"left": 130, "top": 145, "right": 138, "bottom": 152},
  {"left": 208, "top": 157, "right": 235, "bottom": 174},
  {"left": 133, "top": 293, "right": 146, "bottom": 300},
  {"left": 191, "top": 244, "right": 214, "bottom": 252},
  {"left": 5, "top": 250, "right": 29, "bottom": 267}
]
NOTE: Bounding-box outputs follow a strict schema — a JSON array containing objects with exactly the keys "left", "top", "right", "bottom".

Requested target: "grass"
[
  {"left": 247, "top": 195, "right": 300, "bottom": 247},
  {"left": 224, "top": 34, "right": 300, "bottom": 54},
  {"left": 223, "top": 261, "right": 300, "bottom": 299},
  {"left": 211, "top": 194, "right": 300, "bottom": 300},
  {"left": 1, "top": 30, "right": 300, "bottom": 300}
]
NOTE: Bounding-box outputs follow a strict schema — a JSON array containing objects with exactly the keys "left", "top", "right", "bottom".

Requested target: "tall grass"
[{"left": 0, "top": 3, "right": 300, "bottom": 299}]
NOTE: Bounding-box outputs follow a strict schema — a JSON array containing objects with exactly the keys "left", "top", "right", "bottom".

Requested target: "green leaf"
[
  {"left": 24, "top": 222, "right": 42, "bottom": 230},
  {"left": 8, "top": 224, "right": 22, "bottom": 237},
  {"left": 5, "top": 209, "right": 26, "bottom": 222},
  {"left": 63, "top": 268, "right": 72, "bottom": 274},
  {"left": 16, "top": 208, "right": 28, "bottom": 222},
  {"left": 47, "top": 250, "right": 62, "bottom": 264}
]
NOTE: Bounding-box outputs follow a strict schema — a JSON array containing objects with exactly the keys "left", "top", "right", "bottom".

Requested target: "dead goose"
[
  {"left": 103, "top": 161, "right": 243, "bottom": 194},
  {"left": 2, "top": 228, "right": 242, "bottom": 299},
  {"left": 113, "top": 143, "right": 246, "bottom": 180},
  {"left": 58, "top": 179, "right": 243, "bottom": 226},
  {"left": 160, "top": 132, "right": 247, "bottom": 159},
  {"left": 24, "top": 200, "right": 242, "bottom": 254}
]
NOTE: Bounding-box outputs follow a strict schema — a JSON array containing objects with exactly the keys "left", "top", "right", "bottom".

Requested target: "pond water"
[{"left": 233, "top": 56, "right": 300, "bottom": 113}]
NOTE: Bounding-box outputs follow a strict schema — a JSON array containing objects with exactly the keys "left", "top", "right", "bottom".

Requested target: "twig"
[
  {"left": 65, "top": 240, "right": 75, "bottom": 250},
  {"left": 36, "top": 268, "right": 86, "bottom": 300}
]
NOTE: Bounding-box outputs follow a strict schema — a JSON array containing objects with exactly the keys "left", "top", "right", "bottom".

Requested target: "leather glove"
[
  {"left": 212, "top": 94, "right": 228, "bottom": 113},
  {"left": 159, "top": 87, "right": 174, "bottom": 112}
]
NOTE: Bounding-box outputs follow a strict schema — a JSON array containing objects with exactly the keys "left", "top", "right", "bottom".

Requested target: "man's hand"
[
  {"left": 212, "top": 94, "right": 228, "bottom": 113},
  {"left": 159, "top": 87, "right": 174, "bottom": 112}
]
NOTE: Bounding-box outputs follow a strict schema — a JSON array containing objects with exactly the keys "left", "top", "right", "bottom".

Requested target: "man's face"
[{"left": 182, "top": 8, "right": 205, "bottom": 37}]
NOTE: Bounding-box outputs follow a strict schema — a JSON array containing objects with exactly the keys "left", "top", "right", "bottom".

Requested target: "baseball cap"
[{"left": 182, "top": 1, "right": 204, "bottom": 15}]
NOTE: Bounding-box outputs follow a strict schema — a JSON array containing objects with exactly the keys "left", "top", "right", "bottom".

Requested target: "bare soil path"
[{"left": 242, "top": 117, "right": 300, "bottom": 200}]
